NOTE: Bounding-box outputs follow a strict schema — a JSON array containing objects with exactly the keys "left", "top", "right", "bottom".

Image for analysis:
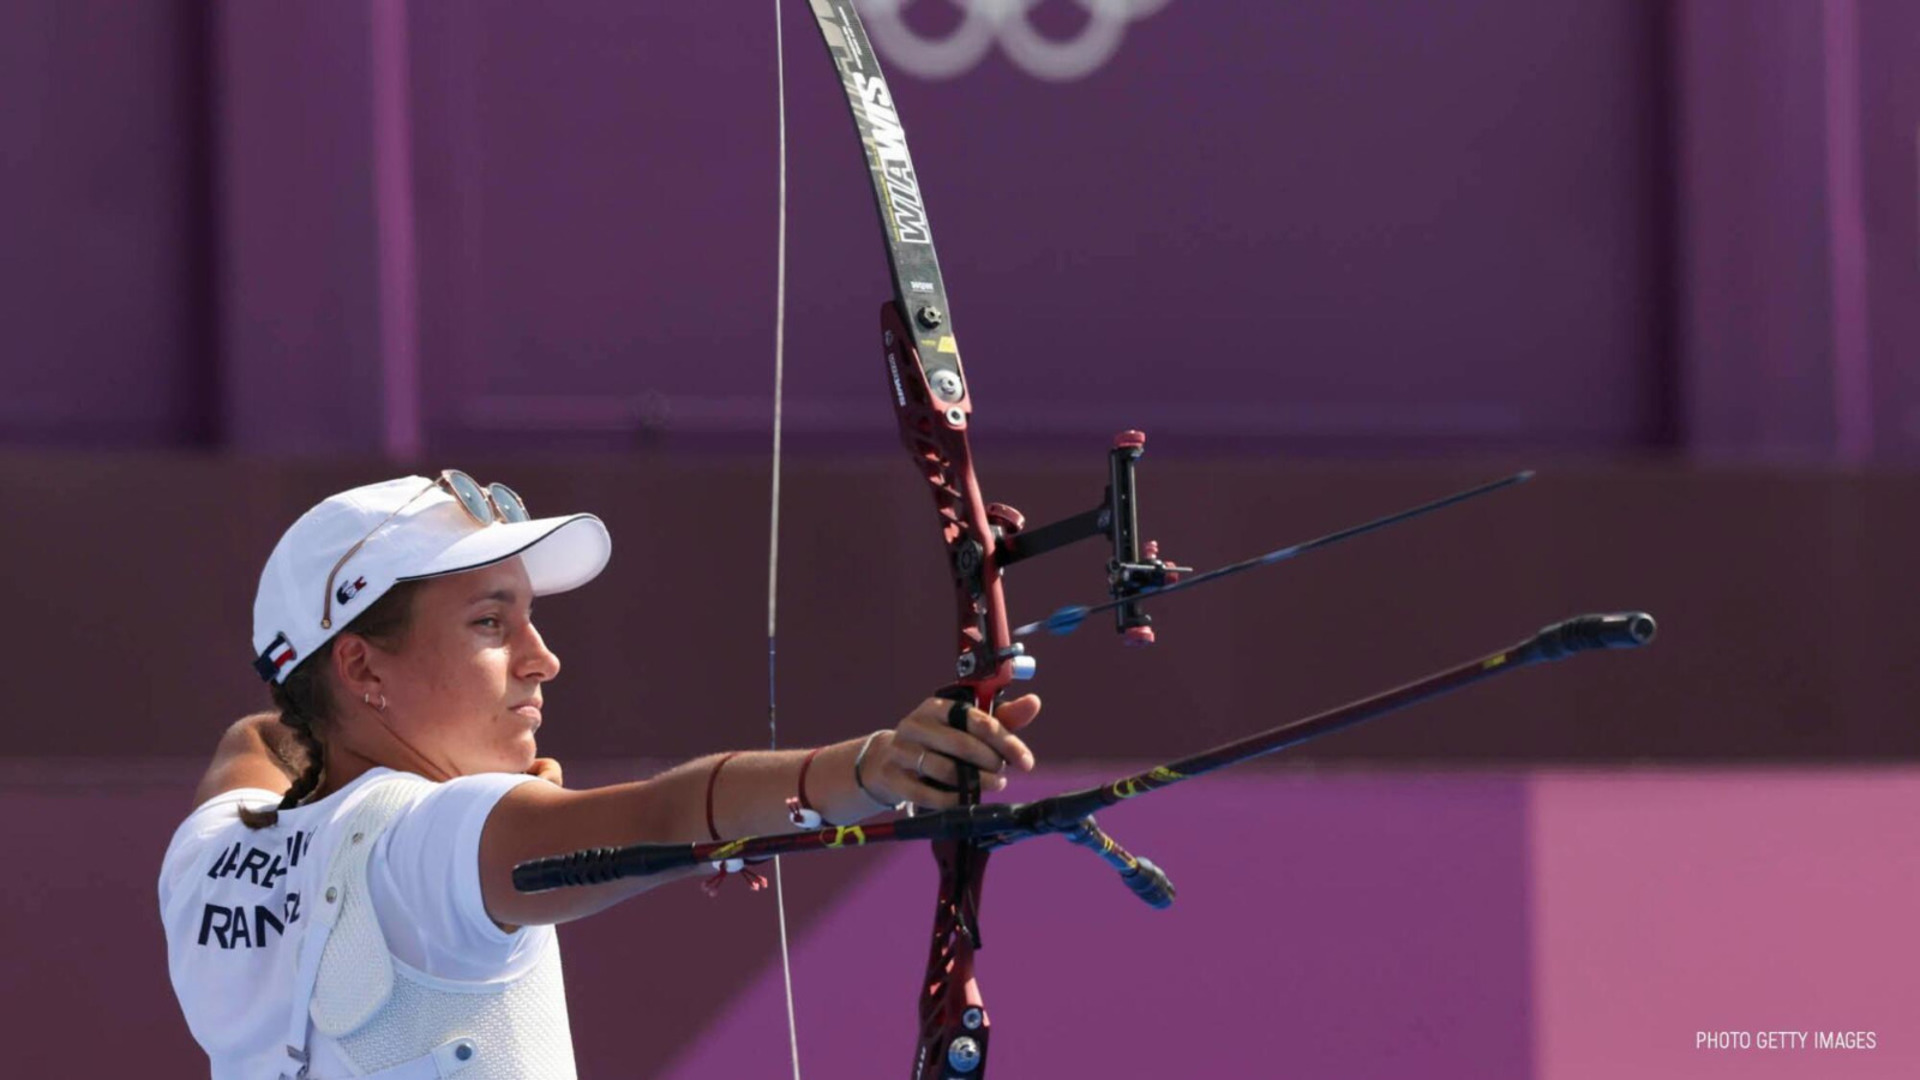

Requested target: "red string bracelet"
[
  {"left": 705, "top": 751, "right": 742, "bottom": 842},
  {"left": 702, "top": 752, "right": 773, "bottom": 896},
  {"left": 787, "top": 746, "right": 826, "bottom": 828}
]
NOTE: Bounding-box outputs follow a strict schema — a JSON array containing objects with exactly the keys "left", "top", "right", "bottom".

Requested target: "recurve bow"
[
  {"left": 796, "top": 3, "right": 1016, "bottom": 1074},
  {"left": 513, "top": 7, "right": 1659, "bottom": 1079}
]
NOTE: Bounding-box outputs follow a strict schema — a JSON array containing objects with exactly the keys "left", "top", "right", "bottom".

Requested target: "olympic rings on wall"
[{"left": 858, "top": 0, "right": 1173, "bottom": 82}]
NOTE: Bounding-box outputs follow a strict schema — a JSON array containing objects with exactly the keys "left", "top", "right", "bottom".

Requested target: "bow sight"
[{"left": 987, "top": 430, "right": 1188, "bottom": 655}]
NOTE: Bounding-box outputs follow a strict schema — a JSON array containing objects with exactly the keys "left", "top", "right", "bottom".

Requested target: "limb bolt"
[{"left": 947, "top": 1036, "right": 982, "bottom": 1073}]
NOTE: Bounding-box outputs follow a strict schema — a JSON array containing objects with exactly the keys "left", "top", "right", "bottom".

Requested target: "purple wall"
[
  {"left": 7, "top": 1, "right": 1916, "bottom": 460},
  {"left": 0, "top": 0, "right": 216, "bottom": 448},
  {"left": 1532, "top": 768, "right": 1920, "bottom": 1078}
]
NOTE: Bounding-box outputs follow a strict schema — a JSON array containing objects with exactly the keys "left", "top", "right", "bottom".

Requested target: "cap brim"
[{"left": 403, "top": 513, "right": 611, "bottom": 596}]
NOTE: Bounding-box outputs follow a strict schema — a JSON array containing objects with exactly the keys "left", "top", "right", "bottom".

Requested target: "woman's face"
[{"left": 370, "top": 557, "right": 561, "bottom": 777}]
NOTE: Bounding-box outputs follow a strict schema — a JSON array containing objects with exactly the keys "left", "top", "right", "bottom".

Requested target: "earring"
[{"left": 363, "top": 691, "right": 387, "bottom": 711}]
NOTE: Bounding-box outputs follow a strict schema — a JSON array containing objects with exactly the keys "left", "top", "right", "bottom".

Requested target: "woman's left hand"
[
  {"left": 526, "top": 757, "right": 565, "bottom": 787},
  {"left": 873, "top": 694, "right": 1041, "bottom": 809}
]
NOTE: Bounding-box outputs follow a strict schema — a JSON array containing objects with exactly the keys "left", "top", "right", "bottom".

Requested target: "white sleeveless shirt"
[{"left": 159, "top": 768, "right": 577, "bottom": 1079}]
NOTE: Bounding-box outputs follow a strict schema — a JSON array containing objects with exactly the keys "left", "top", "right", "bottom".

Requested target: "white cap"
[{"left": 251, "top": 476, "right": 612, "bottom": 683}]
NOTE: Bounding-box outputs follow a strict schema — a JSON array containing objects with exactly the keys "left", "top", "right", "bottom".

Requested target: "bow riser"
[
  {"left": 916, "top": 840, "right": 991, "bottom": 1079},
  {"left": 882, "top": 304, "right": 1016, "bottom": 704},
  {"left": 882, "top": 301, "right": 1008, "bottom": 1080}
]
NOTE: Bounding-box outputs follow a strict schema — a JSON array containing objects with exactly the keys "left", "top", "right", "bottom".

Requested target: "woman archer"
[{"left": 158, "top": 472, "right": 1039, "bottom": 1079}]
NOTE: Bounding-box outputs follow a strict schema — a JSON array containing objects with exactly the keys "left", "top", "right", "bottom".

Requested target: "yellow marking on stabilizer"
[
  {"left": 1482, "top": 654, "right": 1508, "bottom": 670},
  {"left": 824, "top": 826, "right": 868, "bottom": 848},
  {"left": 1112, "top": 766, "right": 1185, "bottom": 799},
  {"left": 937, "top": 335, "right": 958, "bottom": 354},
  {"left": 712, "top": 839, "right": 749, "bottom": 860}
]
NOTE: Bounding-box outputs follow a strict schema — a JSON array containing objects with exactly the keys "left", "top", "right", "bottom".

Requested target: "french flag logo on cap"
[{"left": 253, "top": 631, "right": 299, "bottom": 682}]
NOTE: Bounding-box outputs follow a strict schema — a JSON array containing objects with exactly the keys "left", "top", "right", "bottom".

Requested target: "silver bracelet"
[{"left": 852, "top": 730, "right": 905, "bottom": 813}]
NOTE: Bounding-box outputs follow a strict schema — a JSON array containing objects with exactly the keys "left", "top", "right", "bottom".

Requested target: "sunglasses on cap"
[{"left": 320, "top": 470, "right": 530, "bottom": 630}]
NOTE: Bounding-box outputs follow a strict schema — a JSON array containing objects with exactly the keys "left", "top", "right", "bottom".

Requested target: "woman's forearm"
[
  {"left": 482, "top": 739, "right": 899, "bottom": 927},
  {"left": 662, "top": 733, "right": 899, "bottom": 843}
]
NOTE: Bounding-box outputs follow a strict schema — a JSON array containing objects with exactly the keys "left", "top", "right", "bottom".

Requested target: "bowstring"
[{"left": 767, "top": 2, "right": 803, "bottom": 1078}]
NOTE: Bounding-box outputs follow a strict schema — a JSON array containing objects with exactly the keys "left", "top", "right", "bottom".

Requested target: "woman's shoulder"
[
  {"left": 370, "top": 771, "right": 553, "bottom": 972},
  {"left": 381, "top": 770, "right": 542, "bottom": 840}
]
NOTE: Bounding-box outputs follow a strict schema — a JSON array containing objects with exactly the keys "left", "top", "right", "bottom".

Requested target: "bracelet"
[
  {"left": 788, "top": 746, "right": 826, "bottom": 828},
  {"left": 852, "top": 730, "right": 904, "bottom": 813},
  {"left": 705, "top": 751, "right": 743, "bottom": 842}
]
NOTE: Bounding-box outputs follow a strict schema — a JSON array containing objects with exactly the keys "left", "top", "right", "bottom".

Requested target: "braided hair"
[{"left": 239, "top": 581, "right": 423, "bottom": 829}]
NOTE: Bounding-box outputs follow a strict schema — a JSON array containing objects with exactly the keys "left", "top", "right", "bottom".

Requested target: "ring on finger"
[{"left": 915, "top": 750, "right": 929, "bottom": 778}]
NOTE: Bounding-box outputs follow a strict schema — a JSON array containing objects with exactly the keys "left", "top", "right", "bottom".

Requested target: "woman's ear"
[{"left": 331, "top": 633, "right": 379, "bottom": 704}]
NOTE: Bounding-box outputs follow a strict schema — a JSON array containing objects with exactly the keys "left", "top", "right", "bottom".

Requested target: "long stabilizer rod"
[{"left": 514, "top": 611, "right": 1655, "bottom": 894}]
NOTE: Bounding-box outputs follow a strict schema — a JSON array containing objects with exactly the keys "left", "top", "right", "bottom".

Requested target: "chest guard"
[{"left": 281, "top": 776, "right": 577, "bottom": 1079}]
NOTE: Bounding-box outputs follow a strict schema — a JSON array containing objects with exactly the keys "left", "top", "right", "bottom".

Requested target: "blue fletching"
[{"left": 1044, "top": 605, "right": 1091, "bottom": 635}]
